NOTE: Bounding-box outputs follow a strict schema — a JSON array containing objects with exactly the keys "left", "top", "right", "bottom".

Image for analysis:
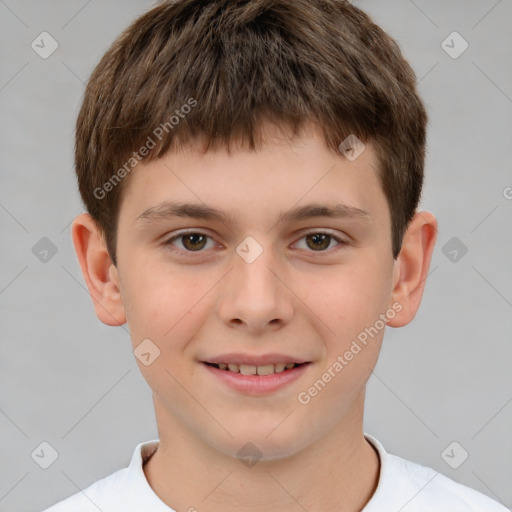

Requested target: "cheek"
[
  {"left": 122, "top": 260, "right": 217, "bottom": 347},
  {"left": 310, "top": 255, "right": 393, "bottom": 382},
  {"left": 122, "top": 266, "right": 211, "bottom": 393},
  {"left": 322, "top": 256, "right": 392, "bottom": 330}
]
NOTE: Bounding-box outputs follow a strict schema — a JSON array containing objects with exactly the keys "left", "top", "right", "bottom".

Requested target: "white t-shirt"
[{"left": 42, "top": 434, "right": 508, "bottom": 512}]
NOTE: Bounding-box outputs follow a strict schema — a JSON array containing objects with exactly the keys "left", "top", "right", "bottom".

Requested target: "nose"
[{"left": 216, "top": 245, "right": 294, "bottom": 335}]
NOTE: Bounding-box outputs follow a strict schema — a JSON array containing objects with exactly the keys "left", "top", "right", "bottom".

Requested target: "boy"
[{"left": 43, "top": 0, "right": 507, "bottom": 510}]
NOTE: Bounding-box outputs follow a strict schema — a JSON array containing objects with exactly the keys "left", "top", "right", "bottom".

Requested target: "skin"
[{"left": 72, "top": 121, "right": 437, "bottom": 512}]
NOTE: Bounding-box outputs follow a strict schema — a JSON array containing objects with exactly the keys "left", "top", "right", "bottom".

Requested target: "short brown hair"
[{"left": 75, "top": 0, "right": 427, "bottom": 264}]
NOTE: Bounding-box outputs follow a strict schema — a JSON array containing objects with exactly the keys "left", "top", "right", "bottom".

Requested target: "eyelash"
[{"left": 163, "top": 230, "right": 347, "bottom": 257}]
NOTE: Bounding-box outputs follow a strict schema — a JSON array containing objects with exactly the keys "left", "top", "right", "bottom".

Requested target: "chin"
[{"left": 205, "top": 423, "right": 312, "bottom": 464}]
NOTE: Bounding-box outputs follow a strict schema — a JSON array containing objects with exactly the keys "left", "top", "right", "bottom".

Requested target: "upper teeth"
[{"left": 217, "top": 362, "right": 296, "bottom": 375}]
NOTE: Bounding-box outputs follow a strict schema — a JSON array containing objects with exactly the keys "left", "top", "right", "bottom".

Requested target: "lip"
[
  {"left": 202, "top": 361, "right": 311, "bottom": 395},
  {"left": 202, "top": 353, "right": 310, "bottom": 366}
]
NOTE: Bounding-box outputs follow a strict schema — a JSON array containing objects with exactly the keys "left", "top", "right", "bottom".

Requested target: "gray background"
[{"left": 1, "top": 1, "right": 511, "bottom": 510}]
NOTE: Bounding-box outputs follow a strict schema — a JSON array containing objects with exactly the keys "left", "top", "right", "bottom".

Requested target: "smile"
[
  {"left": 202, "top": 360, "right": 311, "bottom": 395},
  {"left": 204, "top": 362, "right": 303, "bottom": 375}
]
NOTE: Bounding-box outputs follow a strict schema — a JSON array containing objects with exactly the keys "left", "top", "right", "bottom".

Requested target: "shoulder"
[
  {"left": 390, "top": 453, "right": 507, "bottom": 511},
  {"left": 365, "top": 435, "right": 508, "bottom": 512},
  {"left": 40, "top": 440, "right": 170, "bottom": 512},
  {"left": 41, "top": 467, "right": 130, "bottom": 512}
]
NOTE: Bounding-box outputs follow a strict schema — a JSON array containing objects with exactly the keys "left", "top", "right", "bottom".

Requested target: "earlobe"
[
  {"left": 71, "top": 213, "right": 126, "bottom": 326},
  {"left": 387, "top": 211, "right": 437, "bottom": 328}
]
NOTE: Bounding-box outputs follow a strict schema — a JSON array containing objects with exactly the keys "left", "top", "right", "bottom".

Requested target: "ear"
[
  {"left": 387, "top": 211, "right": 437, "bottom": 327},
  {"left": 71, "top": 213, "right": 126, "bottom": 326}
]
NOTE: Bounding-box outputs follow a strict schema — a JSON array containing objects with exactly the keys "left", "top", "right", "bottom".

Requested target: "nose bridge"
[
  {"left": 217, "top": 237, "right": 294, "bottom": 332},
  {"left": 237, "top": 249, "right": 279, "bottom": 299}
]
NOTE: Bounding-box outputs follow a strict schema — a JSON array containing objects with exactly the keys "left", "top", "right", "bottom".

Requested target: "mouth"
[
  {"left": 203, "top": 361, "right": 306, "bottom": 376},
  {"left": 201, "top": 356, "right": 311, "bottom": 395}
]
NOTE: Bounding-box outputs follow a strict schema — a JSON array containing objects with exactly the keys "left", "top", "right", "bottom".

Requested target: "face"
[{"left": 113, "top": 122, "right": 397, "bottom": 460}]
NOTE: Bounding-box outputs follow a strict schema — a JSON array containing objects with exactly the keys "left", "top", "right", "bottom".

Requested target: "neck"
[{"left": 144, "top": 392, "right": 379, "bottom": 512}]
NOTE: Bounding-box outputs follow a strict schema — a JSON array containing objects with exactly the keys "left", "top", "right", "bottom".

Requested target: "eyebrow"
[{"left": 135, "top": 200, "right": 371, "bottom": 227}]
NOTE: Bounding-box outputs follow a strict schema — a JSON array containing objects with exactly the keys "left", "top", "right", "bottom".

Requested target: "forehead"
[{"left": 119, "top": 122, "right": 387, "bottom": 229}]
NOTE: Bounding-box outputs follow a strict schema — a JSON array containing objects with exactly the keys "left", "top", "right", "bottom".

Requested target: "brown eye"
[
  {"left": 305, "top": 233, "right": 333, "bottom": 251},
  {"left": 181, "top": 233, "right": 208, "bottom": 251},
  {"left": 166, "top": 232, "right": 214, "bottom": 253}
]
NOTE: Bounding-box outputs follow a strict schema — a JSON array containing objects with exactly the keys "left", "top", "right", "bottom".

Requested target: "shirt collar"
[{"left": 129, "top": 434, "right": 390, "bottom": 510}]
